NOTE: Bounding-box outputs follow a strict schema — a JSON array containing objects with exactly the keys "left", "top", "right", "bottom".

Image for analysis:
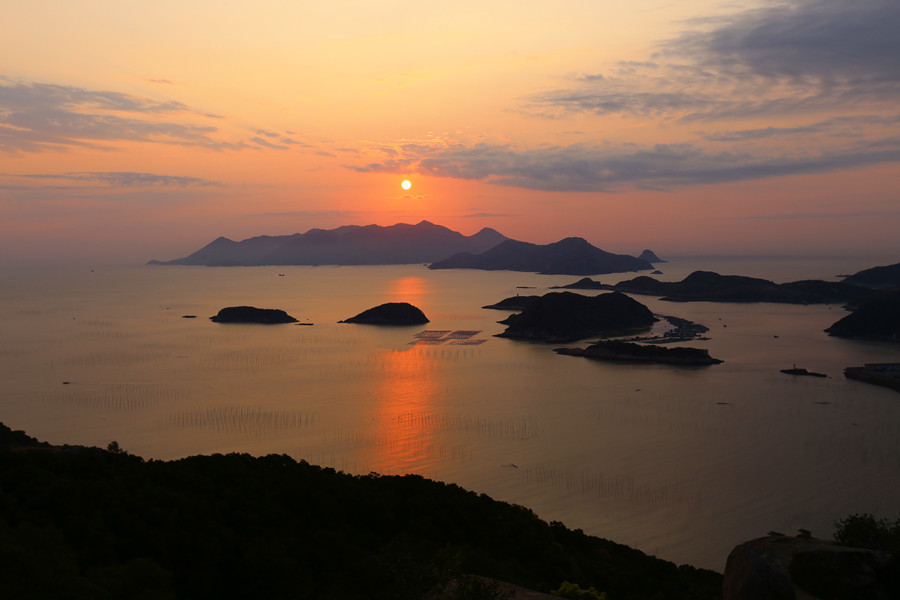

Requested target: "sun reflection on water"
[{"left": 369, "top": 345, "right": 440, "bottom": 475}]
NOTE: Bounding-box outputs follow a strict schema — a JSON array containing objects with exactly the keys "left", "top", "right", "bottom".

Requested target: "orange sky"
[{"left": 2, "top": 0, "right": 898, "bottom": 265}]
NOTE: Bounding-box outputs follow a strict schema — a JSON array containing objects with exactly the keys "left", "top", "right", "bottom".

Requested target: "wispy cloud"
[
  {"left": 699, "top": 115, "right": 900, "bottom": 142},
  {"left": 459, "top": 212, "right": 519, "bottom": 218},
  {"left": 19, "top": 171, "right": 221, "bottom": 187},
  {"left": 0, "top": 76, "right": 317, "bottom": 154},
  {"left": 350, "top": 137, "right": 900, "bottom": 192},
  {"left": 527, "top": 0, "right": 900, "bottom": 121},
  {"left": 727, "top": 209, "right": 900, "bottom": 221}
]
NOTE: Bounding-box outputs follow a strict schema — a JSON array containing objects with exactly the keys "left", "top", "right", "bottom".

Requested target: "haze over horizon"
[{"left": 2, "top": 0, "right": 899, "bottom": 266}]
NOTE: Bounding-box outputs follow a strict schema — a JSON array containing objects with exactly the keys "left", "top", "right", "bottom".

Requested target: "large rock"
[
  {"left": 210, "top": 306, "right": 298, "bottom": 324},
  {"left": 723, "top": 533, "right": 894, "bottom": 600},
  {"left": 339, "top": 302, "right": 429, "bottom": 325}
]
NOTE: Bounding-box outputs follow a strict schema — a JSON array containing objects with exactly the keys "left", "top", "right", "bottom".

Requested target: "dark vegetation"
[
  {"left": 339, "top": 302, "right": 430, "bottom": 325},
  {"left": 496, "top": 292, "right": 657, "bottom": 343},
  {"left": 555, "top": 340, "right": 722, "bottom": 366},
  {"left": 209, "top": 306, "right": 299, "bottom": 324},
  {"left": 832, "top": 513, "right": 900, "bottom": 595},
  {"left": 429, "top": 238, "right": 652, "bottom": 276},
  {"left": 0, "top": 423, "right": 721, "bottom": 599}
]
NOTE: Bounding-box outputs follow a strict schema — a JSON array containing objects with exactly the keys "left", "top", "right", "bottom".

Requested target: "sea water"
[{"left": 1, "top": 257, "right": 899, "bottom": 571}]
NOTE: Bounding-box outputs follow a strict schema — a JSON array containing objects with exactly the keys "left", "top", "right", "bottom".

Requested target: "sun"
[{"left": 401, "top": 179, "right": 412, "bottom": 191}]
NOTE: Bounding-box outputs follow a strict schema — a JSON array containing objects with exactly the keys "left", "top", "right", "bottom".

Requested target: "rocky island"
[
  {"left": 210, "top": 306, "right": 298, "bottom": 324},
  {"left": 339, "top": 302, "right": 429, "bottom": 325},
  {"left": 607, "top": 270, "right": 876, "bottom": 304},
  {"left": 555, "top": 340, "right": 722, "bottom": 366},
  {"left": 496, "top": 291, "right": 657, "bottom": 343},
  {"left": 429, "top": 237, "right": 652, "bottom": 276}
]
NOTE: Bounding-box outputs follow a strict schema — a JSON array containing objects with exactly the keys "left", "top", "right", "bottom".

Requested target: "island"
[
  {"left": 606, "top": 270, "right": 876, "bottom": 304},
  {"left": 840, "top": 262, "right": 900, "bottom": 288},
  {"left": 210, "top": 306, "right": 298, "bottom": 324},
  {"left": 550, "top": 277, "right": 604, "bottom": 289},
  {"left": 149, "top": 220, "right": 507, "bottom": 266},
  {"left": 825, "top": 292, "right": 900, "bottom": 342},
  {"left": 555, "top": 340, "right": 722, "bottom": 365},
  {"left": 780, "top": 367, "right": 827, "bottom": 378},
  {"left": 339, "top": 302, "right": 429, "bottom": 325},
  {"left": 429, "top": 237, "right": 653, "bottom": 276},
  {"left": 496, "top": 291, "right": 657, "bottom": 343}
]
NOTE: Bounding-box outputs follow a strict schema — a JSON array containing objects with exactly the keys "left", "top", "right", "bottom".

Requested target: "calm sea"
[{"left": 2, "top": 256, "right": 899, "bottom": 571}]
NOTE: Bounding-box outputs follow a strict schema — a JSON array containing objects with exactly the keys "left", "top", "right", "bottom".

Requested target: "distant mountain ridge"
[
  {"left": 149, "top": 221, "right": 508, "bottom": 266},
  {"left": 428, "top": 237, "right": 653, "bottom": 275}
]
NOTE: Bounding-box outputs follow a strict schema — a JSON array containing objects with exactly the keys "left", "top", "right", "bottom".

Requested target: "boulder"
[{"left": 723, "top": 533, "right": 894, "bottom": 600}]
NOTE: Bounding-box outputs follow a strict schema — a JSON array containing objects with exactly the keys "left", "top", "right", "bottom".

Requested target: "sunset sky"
[{"left": 2, "top": 0, "right": 898, "bottom": 265}]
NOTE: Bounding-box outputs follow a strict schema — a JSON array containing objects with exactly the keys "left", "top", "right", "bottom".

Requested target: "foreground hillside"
[{"left": 0, "top": 423, "right": 721, "bottom": 600}]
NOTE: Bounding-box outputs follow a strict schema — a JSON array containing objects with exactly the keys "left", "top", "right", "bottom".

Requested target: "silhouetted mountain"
[
  {"left": 149, "top": 221, "right": 508, "bottom": 266},
  {"left": 841, "top": 262, "right": 900, "bottom": 288},
  {"left": 609, "top": 271, "right": 877, "bottom": 304},
  {"left": 638, "top": 249, "right": 666, "bottom": 263},
  {"left": 429, "top": 238, "right": 652, "bottom": 276}
]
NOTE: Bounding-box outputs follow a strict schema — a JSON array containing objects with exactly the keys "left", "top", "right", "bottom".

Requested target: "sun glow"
[{"left": 401, "top": 179, "right": 412, "bottom": 190}]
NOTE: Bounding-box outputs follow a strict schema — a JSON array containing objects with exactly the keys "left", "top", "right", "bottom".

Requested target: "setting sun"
[{"left": 401, "top": 179, "right": 412, "bottom": 190}]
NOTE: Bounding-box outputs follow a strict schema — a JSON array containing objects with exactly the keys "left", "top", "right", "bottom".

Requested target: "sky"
[{"left": 1, "top": 0, "right": 898, "bottom": 265}]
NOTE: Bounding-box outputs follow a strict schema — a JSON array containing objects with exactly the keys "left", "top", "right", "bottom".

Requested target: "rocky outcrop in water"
[
  {"left": 339, "top": 302, "right": 429, "bottom": 325},
  {"left": 556, "top": 340, "right": 722, "bottom": 365},
  {"left": 210, "top": 306, "right": 298, "bottom": 324}
]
